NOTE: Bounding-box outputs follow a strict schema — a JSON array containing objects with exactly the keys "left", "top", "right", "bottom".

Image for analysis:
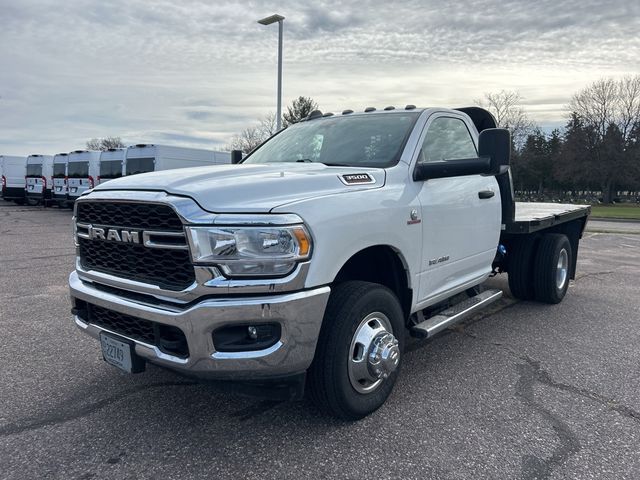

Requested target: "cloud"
[{"left": 0, "top": 0, "right": 638, "bottom": 155}]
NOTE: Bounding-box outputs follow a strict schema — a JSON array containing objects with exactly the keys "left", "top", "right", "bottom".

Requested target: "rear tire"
[
  {"left": 508, "top": 236, "right": 538, "bottom": 300},
  {"left": 533, "top": 234, "right": 572, "bottom": 304},
  {"left": 308, "top": 281, "right": 405, "bottom": 420}
]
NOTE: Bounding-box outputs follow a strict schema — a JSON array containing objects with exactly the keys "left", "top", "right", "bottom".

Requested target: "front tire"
[{"left": 308, "top": 281, "right": 405, "bottom": 420}]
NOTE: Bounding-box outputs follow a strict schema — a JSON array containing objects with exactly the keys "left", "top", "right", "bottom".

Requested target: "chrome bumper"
[{"left": 69, "top": 271, "right": 330, "bottom": 379}]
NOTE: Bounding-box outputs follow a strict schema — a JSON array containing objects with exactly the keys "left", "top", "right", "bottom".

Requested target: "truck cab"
[
  {"left": 67, "top": 150, "right": 101, "bottom": 202},
  {"left": 68, "top": 106, "right": 589, "bottom": 420},
  {"left": 25, "top": 154, "right": 54, "bottom": 206}
]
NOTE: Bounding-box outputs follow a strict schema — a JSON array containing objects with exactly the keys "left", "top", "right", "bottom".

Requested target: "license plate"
[
  {"left": 100, "top": 333, "right": 135, "bottom": 373},
  {"left": 70, "top": 187, "right": 77, "bottom": 193}
]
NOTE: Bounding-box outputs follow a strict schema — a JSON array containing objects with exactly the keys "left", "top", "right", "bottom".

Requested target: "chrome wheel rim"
[
  {"left": 556, "top": 248, "right": 569, "bottom": 290},
  {"left": 348, "top": 312, "right": 400, "bottom": 394}
]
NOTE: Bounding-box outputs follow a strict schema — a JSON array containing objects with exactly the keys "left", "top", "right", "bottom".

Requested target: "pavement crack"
[
  {"left": 574, "top": 271, "right": 615, "bottom": 281},
  {"left": 519, "top": 355, "right": 640, "bottom": 425},
  {"left": 230, "top": 399, "right": 283, "bottom": 421},
  {"left": 457, "top": 330, "right": 640, "bottom": 478},
  {"left": 0, "top": 381, "right": 197, "bottom": 437},
  {"left": 515, "top": 356, "right": 581, "bottom": 480},
  {"left": 459, "top": 330, "right": 640, "bottom": 425}
]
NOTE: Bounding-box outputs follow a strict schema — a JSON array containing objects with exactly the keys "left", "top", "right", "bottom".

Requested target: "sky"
[{"left": 1, "top": 0, "right": 639, "bottom": 156}]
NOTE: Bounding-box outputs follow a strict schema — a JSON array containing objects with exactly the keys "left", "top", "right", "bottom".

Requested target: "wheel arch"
[{"left": 332, "top": 245, "right": 413, "bottom": 320}]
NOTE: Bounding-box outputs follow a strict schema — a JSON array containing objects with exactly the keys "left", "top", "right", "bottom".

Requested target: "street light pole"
[{"left": 258, "top": 14, "right": 285, "bottom": 131}]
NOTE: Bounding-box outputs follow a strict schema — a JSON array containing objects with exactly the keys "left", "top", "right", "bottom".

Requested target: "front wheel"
[{"left": 308, "top": 281, "right": 405, "bottom": 420}]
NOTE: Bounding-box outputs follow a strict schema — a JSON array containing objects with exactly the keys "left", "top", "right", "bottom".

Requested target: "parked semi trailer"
[{"left": 68, "top": 106, "right": 590, "bottom": 419}]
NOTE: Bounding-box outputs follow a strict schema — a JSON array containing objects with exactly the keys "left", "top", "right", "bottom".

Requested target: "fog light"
[
  {"left": 247, "top": 326, "right": 258, "bottom": 340},
  {"left": 213, "top": 323, "right": 281, "bottom": 352}
]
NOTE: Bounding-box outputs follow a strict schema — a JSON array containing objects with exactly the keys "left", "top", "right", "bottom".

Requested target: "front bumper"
[{"left": 69, "top": 271, "right": 330, "bottom": 380}]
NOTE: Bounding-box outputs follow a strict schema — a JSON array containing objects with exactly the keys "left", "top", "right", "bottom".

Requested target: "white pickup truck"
[{"left": 69, "top": 106, "right": 590, "bottom": 419}]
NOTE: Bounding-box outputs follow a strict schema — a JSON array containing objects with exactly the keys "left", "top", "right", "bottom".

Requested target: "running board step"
[{"left": 410, "top": 289, "right": 503, "bottom": 339}]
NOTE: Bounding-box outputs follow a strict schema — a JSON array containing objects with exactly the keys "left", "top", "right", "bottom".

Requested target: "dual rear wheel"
[{"left": 508, "top": 233, "right": 572, "bottom": 304}]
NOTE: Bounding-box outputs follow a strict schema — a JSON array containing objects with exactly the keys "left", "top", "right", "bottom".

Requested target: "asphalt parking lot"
[{"left": 1, "top": 202, "right": 639, "bottom": 480}]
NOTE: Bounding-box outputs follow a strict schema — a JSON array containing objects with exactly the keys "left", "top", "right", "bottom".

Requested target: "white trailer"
[
  {"left": 124, "top": 144, "right": 230, "bottom": 176},
  {"left": 26, "top": 154, "right": 54, "bottom": 205},
  {"left": 52, "top": 153, "right": 70, "bottom": 207},
  {"left": 67, "top": 150, "right": 101, "bottom": 202},
  {"left": 1, "top": 155, "right": 28, "bottom": 203},
  {"left": 98, "top": 148, "right": 126, "bottom": 185}
]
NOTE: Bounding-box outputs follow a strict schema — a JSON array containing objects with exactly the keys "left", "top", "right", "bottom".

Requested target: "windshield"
[
  {"left": 126, "top": 157, "right": 154, "bottom": 175},
  {"left": 68, "top": 161, "right": 89, "bottom": 178},
  {"left": 53, "top": 164, "right": 66, "bottom": 177},
  {"left": 100, "top": 160, "right": 123, "bottom": 179},
  {"left": 243, "top": 112, "right": 420, "bottom": 168},
  {"left": 26, "top": 164, "right": 42, "bottom": 177}
]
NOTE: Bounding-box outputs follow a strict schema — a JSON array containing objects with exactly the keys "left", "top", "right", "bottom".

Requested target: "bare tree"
[
  {"left": 566, "top": 75, "right": 640, "bottom": 202},
  {"left": 475, "top": 90, "right": 535, "bottom": 149},
  {"left": 568, "top": 76, "right": 640, "bottom": 141},
  {"left": 618, "top": 76, "right": 640, "bottom": 140},
  {"left": 86, "top": 136, "right": 125, "bottom": 151},
  {"left": 568, "top": 78, "right": 619, "bottom": 138},
  {"left": 227, "top": 113, "right": 278, "bottom": 154}
]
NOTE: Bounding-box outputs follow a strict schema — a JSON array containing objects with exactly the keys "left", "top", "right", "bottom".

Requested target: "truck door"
[{"left": 415, "top": 114, "right": 501, "bottom": 305}]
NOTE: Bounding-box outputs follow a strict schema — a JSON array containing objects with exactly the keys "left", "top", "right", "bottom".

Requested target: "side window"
[{"left": 420, "top": 117, "right": 477, "bottom": 163}]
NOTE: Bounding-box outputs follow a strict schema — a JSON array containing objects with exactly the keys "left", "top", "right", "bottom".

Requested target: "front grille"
[
  {"left": 77, "top": 301, "right": 189, "bottom": 358},
  {"left": 77, "top": 202, "right": 183, "bottom": 231},
  {"left": 79, "top": 238, "right": 195, "bottom": 291},
  {"left": 77, "top": 201, "right": 195, "bottom": 291}
]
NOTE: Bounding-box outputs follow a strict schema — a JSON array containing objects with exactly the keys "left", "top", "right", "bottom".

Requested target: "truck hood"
[{"left": 92, "top": 163, "right": 385, "bottom": 212}]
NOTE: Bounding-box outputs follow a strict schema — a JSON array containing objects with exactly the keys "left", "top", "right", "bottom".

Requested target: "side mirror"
[
  {"left": 478, "top": 128, "right": 510, "bottom": 175},
  {"left": 413, "top": 156, "right": 491, "bottom": 181},
  {"left": 231, "top": 150, "right": 243, "bottom": 164}
]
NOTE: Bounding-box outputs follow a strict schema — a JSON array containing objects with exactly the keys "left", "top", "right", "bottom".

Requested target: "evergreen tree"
[{"left": 282, "top": 96, "right": 319, "bottom": 127}]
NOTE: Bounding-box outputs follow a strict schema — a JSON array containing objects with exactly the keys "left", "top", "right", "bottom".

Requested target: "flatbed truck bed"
[{"left": 505, "top": 202, "right": 591, "bottom": 234}]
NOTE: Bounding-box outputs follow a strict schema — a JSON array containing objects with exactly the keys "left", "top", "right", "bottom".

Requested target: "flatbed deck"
[{"left": 504, "top": 202, "right": 591, "bottom": 234}]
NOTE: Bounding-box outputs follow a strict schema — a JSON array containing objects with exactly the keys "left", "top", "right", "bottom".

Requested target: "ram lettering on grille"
[{"left": 88, "top": 226, "right": 140, "bottom": 244}]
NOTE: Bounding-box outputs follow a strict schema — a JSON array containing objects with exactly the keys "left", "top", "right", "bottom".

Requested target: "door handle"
[{"left": 478, "top": 190, "right": 495, "bottom": 199}]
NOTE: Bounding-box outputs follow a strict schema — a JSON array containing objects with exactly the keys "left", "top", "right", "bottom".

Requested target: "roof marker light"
[{"left": 306, "top": 110, "right": 323, "bottom": 120}]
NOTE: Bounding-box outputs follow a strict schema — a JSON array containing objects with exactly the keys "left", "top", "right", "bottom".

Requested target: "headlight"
[{"left": 185, "top": 225, "right": 312, "bottom": 277}]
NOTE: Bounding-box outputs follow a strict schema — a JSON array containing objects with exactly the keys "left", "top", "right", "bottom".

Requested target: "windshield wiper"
[{"left": 288, "top": 159, "right": 352, "bottom": 167}]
